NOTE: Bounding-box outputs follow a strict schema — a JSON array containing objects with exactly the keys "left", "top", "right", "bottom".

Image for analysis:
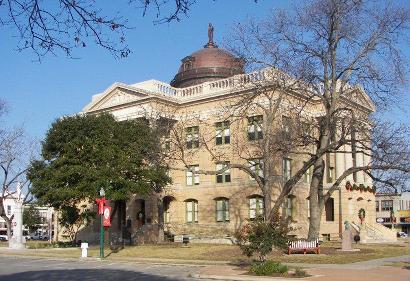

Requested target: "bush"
[
  {"left": 51, "top": 241, "right": 78, "bottom": 248},
  {"left": 235, "top": 213, "right": 292, "bottom": 261},
  {"left": 294, "top": 268, "right": 308, "bottom": 278},
  {"left": 26, "top": 241, "right": 53, "bottom": 249},
  {"left": 250, "top": 261, "right": 288, "bottom": 276}
]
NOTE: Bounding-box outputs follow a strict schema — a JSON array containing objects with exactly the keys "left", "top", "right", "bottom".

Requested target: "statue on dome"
[{"left": 208, "top": 23, "right": 214, "bottom": 44}]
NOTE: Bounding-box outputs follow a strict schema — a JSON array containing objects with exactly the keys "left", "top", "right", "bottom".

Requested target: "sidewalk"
[
  {"left": 1, "top": 247, "right": 409, "bottom": 281},
  {"left": 194, "top": 255, "right": 410, "bottom": 281}
]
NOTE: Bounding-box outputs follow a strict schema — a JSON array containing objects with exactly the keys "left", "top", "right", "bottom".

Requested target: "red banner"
[
  {"left": 103, "top": 206, "right": 112, "bottom": 227},
  {"left": 96, "top": 198, "right": 106, "bottom": 215}
]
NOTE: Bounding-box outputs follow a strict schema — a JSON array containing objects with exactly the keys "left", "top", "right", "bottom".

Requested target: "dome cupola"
[{"left": 171, "top": 23, "right": 244, "bottom": 88}]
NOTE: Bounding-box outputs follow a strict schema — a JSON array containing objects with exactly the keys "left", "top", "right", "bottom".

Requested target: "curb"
[
  {"left": 190, "top": 273, "right": 313, "bottom": 281},
  {"left": 0, "top": 252, "right": 213, "bottom": 267}
]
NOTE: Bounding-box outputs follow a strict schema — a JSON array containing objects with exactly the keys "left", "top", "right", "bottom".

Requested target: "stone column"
[
  {"left": 344, "top": 144, "right": 354, "bottom": 181},
  {"left": 9, "top": 201, "right": 25, "bottom": 249}
]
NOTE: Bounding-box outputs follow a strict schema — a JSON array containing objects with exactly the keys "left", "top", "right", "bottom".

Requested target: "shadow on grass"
[{"left": 0, "top": 269, "right": 182, "bottom": 281}]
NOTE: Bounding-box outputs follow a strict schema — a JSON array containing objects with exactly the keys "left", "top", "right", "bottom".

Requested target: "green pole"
[{"left": 100, "top": 212, "right": 104, "bottom": 259}]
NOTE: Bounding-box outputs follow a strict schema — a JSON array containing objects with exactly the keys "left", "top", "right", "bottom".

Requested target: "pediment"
[
  {"left": 84, "top": 84, "right": 149, "bottom": 112},
  {"left": 343, "top": 87, "right": 376, "bottom": 112}
]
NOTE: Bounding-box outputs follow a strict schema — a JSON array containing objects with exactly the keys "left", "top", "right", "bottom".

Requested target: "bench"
[{"left": 288, "top": 239, "right": 320, "bottom": 255}]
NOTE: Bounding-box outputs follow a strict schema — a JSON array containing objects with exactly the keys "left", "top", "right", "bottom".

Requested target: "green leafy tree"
[
  {"left": 59, "top": 205, "right": 95, "bottom": 242},
  {"left": 235, "top": 213, "right": 293, "bottom": 262},
  {"left": 28, "top": 114, "right": 170, "bottom": 229},
  {"left": 23, "top": 205, "right": 42, "bottom": 233}
]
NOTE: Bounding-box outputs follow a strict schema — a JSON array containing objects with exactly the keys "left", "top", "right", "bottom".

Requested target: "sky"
[{"left": 0, "top": 0, "right": 409, "bottom": 143}]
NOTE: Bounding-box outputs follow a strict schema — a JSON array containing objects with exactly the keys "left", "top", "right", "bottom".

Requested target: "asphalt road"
[{"left": 0, "top": 256, "right": 207, "bottom": 281}]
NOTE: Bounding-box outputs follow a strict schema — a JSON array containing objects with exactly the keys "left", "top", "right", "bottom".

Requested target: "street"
[{"left": 0, "top": 256, "right": 206, "bottom": 281}]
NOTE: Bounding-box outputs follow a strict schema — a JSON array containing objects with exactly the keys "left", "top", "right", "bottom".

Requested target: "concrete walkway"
[
  {"left": 1, "top": 247, "right": 409, "bottom": 281},
  {"left": 284, "top": 254, "right": 410, "bottom": 269},
  {"left": 195, "top": 255, "right": 410, "bottom": 281}
]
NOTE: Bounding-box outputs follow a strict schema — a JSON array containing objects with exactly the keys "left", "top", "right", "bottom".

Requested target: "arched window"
[
  {"left": 163, "top": 196, "right": 175, "bottom": 224},
  {"left": 215, "top": 198, "right": 229, "bottom": 222},
  {"left": 249, "top": 195, "right": 264, "bottom": 219},
  {"left": 185, "top": 199, "right": 198, "bottom": 223}
]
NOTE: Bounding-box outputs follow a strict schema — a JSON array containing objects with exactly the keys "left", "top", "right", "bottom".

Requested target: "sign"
[
  {"left": 103, "top": 206, "right": 112, "bottom": 227},
  {"left": 376, "top": 218, "right": 384, "bottom": 223},
  {"left": 95, "top": 198, "right": 106, "bottom": 215}
]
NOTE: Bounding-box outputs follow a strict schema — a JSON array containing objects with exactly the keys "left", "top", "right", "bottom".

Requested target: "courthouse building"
[{"left": 79, "top": 29, "right": 395, "bottom": 244}]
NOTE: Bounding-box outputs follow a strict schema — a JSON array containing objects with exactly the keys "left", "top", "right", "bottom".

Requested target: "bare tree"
[
  {"left": 2, "top": 0, "right": 242, "bottom": 58},
  {"left": 0, "top": 101, "right": 35, "bottom": 241},
  {"left": 228, "top": 0, "right": 410, "bottom": 239}
]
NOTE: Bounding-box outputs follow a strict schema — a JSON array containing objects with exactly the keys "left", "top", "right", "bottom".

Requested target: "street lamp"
[
  {"left": 96, "top": 187, "right": 106, "bottom": 259},
  {"left": 99, "top": 187, "right": 105, "bottom": 197}
]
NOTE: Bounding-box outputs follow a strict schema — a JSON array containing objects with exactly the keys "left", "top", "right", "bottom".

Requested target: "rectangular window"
[
  {"left": 325, "top": 198, "right": 335, "bottom": 221},
  {"left": 247, "top": 115, "right": 263, "bottom": 140},
  {"left": 216, "top": 162, "right": 231, "bottom": 183},
  {"left": 186, "top": 165, "right": 199, "bottom": 186},
  {"left": 249, "top": 159, "right": 264, "bottom": 180},
  {"left": 303, "top": 162, "right": 312, "bottom": 184},
  {"left": 282, "top": 116, "right": 291, "bottom": 139},
  {"left": 249, "top": 197, "right": 264, "bottom": 219},
  {"left": 283, "top": 197, "right": 294, "bottom": 219},
  {"left": 216, "top": 199, "right": 230, "bottom": 222},
  {"left": 381, "top": 200, "right": 393, "bottom": 211},
  {"left": 327, "top": 166, "right": 335, "bottom": 183},
  {"left": 215, "top": 121, "right": 230, "bottom": 145},
  {"left": 6, "top": 205, "right": 11, "bottom": 216},
  {"left": 186, "top": 201, "right": 198, "bottom": 223},
  {"left": 283, "top": 158, "right": 292, "bottom": 182},
  {"left": 186, "top": 126, "right": 199, "bottom": 149},
  {"left": 376, "top": 201, "right": 380, "bottom": 212}
]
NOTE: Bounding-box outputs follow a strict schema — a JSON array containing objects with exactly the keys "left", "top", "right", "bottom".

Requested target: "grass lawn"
[{"left": 1, "top": 239, "right": 410, "bottom": 265}]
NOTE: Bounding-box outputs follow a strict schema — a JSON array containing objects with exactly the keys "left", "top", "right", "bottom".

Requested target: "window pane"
[
  {"left": 216, "top": 175, "right": 223, "bottom": 183},
  {"left": 217, "top": 210, "right": 223, "bottom": 221},
  {"left": 250, "top": 198, "right": 256, "bottom": 209},
  {"left": 250, "top": 209, "right": 256, "bottom": 219},
  {"left": 225, "top": 174, "right": 231, "bottom": 182}
]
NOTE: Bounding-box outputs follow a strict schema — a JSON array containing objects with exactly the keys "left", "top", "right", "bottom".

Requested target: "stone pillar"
[
  {"left": 344, "top": 144, "right": 354, "bottom": 181},
  {"left": 335, "top": 151, "right": 344, "bottom": 178},
  {"left": 9, "top": 201, "right": 25, "bottom": 249}
]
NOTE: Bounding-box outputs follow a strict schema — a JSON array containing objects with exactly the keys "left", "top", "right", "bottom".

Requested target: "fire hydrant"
[{"left": 81, "top": 242, "right": 89, "bottom": 258}]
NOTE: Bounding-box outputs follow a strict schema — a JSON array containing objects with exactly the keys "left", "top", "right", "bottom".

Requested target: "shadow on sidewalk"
[{"left": 0, "top": 269, "right": 181, "bottom": 281}]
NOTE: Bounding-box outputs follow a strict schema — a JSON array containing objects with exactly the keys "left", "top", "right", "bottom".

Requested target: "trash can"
[
  {"left": 80, "top": 242, "right": 89, "bottom": 258},
  {"left": 182, "top": 234, "right": 189, "bottom": 246}
]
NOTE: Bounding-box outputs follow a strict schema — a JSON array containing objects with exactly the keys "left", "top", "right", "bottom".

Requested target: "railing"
[
  {"left": 151, "top": 69, "right": 274, "bottom": 100},
  {"left": 362, "top": 222, "right": 385, "bottom": 240}
]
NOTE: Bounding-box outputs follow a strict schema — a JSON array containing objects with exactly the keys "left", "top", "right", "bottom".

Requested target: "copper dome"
[{"left": 171, "top": 25, "right": 244, "bottom": 88}]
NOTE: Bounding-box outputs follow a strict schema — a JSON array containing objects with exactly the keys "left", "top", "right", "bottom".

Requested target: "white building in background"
[
  {"left": 376, "top": 192, "right": 410, "bottom": 234},
  {"left": 0, "top": 193, "right": 55, "bottom": 238}
]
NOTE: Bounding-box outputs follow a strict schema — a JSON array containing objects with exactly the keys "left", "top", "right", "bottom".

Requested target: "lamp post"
[{"left": 96, "top": 187, "right": 106, "bottom": 259}]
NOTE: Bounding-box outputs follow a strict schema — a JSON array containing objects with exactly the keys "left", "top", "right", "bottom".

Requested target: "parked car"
[
  {"left": 29, "top": 234, "right": 43, "bottom": 240},
  {"left": 397, "top": 232, "right": 408, "bottom": 238},
  {"left": 0, "top": 235, "right": 8, "bottom": 241}
]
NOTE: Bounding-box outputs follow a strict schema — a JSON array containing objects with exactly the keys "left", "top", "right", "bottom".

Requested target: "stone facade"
[
  {"left": 76, "top": 38, "right": 383, "bottom": 244},
  {"left": 77, "top": 72, "right": 380, "bottom": 244}
]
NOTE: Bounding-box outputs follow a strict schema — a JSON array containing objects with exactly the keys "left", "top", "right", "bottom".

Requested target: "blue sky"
[{"left": 0, "top": 0, "right": 408, "bottom": 142}]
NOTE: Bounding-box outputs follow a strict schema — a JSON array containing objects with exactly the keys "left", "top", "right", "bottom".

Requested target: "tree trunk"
[
  {"left": 308, "top": 159, "right": 325, "bottom": 240},
  {"left": 5, "top": 219, "right": 12, "bottom": 241},
  {"left": 263, "top": 188, "right": 272, "bottom": 221},
  {"left": 157, "top": 197, "right": 164, "bottom": 243}
]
